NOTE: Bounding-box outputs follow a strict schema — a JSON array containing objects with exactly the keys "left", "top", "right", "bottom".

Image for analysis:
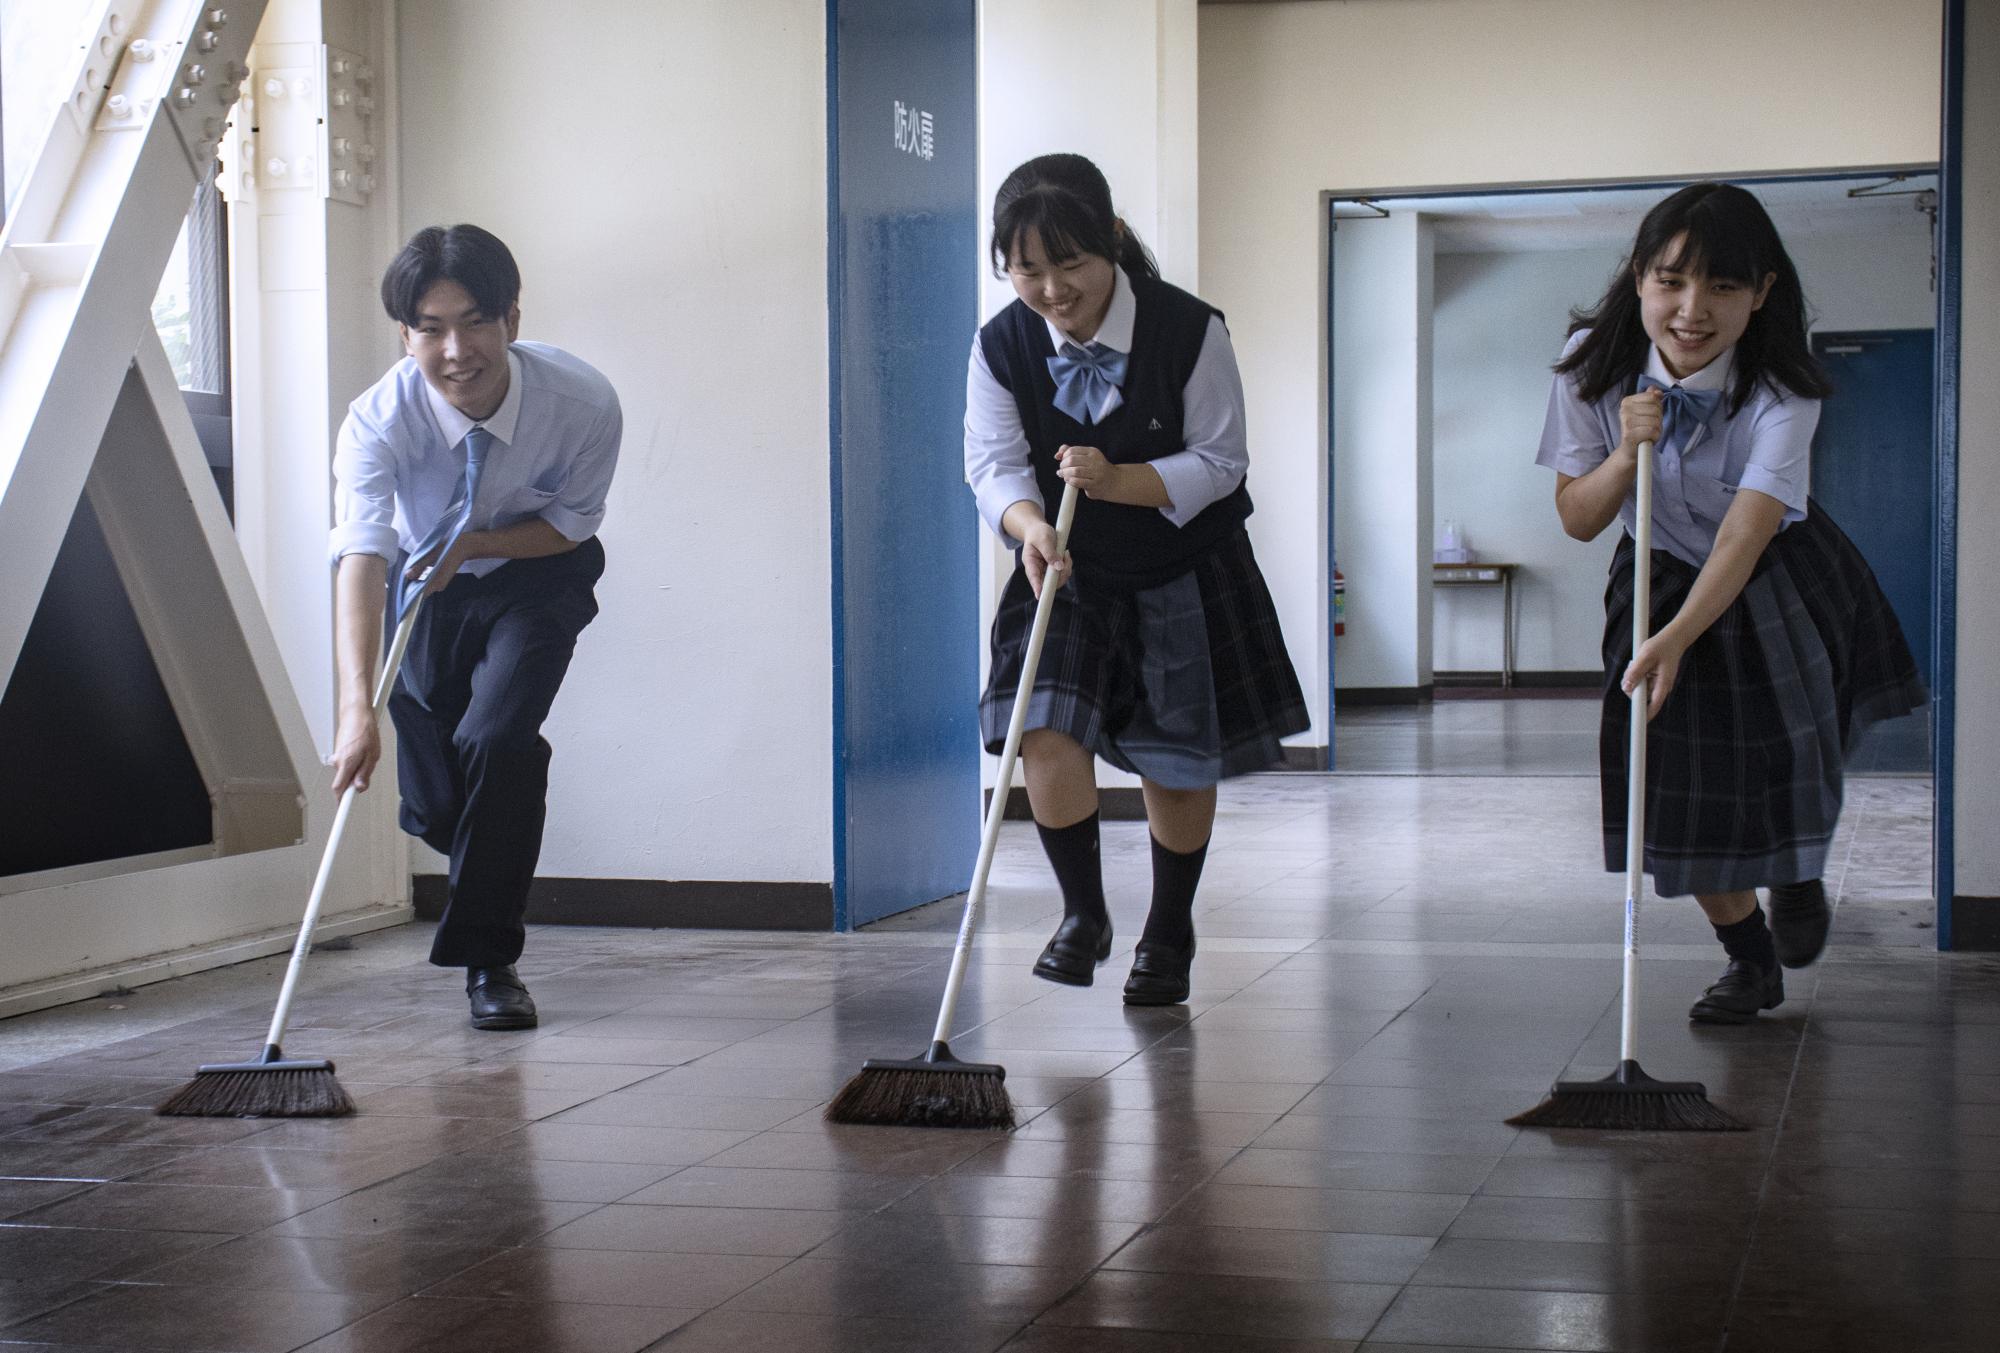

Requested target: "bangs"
[
  {"left": 993, "top": 187, "right": 1113, "bottom": 271},
  {"left": 1638, "top": 190, "right": 1768, "bottom": 284}
]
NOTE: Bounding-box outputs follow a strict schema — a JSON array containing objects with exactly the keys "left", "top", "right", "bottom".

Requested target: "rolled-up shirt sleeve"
[
  {"left": 542, "top": 397, "right": 622, "bottom": 541},
  {"left": 1737, "top": 394, "right": 1817, "bottom": 522},
  {"left": 965, "top": 339, "right": 1044, "bottom": 537},
  {"left": 1152, "top": 314, "right": 1248, "bottom": 528},
  {"left": 329, "top": 409, "right": 402, "bottom": 566}
]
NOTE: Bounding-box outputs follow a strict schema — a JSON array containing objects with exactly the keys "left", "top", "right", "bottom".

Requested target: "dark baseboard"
[
  {"left": 412, "top": 876, "right": 834, "bottom": 930},
  {"left": 1435, "top": 670, "right": 1601, "bottom": 689},
  {"left": 1280, "top": 744, "right": 1329, "bottom": 771},
  {"left": 1335, "top": 684, "right": 1434, "bottom": 707},
  {"left": 1954, "top": 896, "right": 2000, "bottom": 950}
]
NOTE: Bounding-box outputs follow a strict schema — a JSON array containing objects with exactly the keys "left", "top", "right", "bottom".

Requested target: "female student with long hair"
[
  {"left": 965, "top": 153, "right": 1308, "bottom": 1005},
  {"left": 1538, "top": 182, "right": 1926, "bottom": 1022}
]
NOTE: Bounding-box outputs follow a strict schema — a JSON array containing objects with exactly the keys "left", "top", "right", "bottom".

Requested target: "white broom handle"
[
  {"left": 263, "top": 593, "right": 426, "bottom": 1050},
  {"left": 932, "top": 482, "right": 1082, "bottom": 1047},
  {"left": 1621, "top": 439, "right": 1654, "bottom": 1065}
]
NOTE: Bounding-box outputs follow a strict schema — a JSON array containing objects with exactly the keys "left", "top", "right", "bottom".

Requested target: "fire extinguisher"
[{"left": 1333, "top": 568, "right": 1346, "bottom": 637}]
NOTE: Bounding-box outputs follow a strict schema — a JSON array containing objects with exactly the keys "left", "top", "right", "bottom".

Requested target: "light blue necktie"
[
  {"left": 1636, "top": 374, "right": 1723, "bottom": 462},
  {"left": 1047, "top": 341, "right": 1128, "bottom": 425},
  {"left": 398, "top": 424, "right": 492, "bottom": 619}
]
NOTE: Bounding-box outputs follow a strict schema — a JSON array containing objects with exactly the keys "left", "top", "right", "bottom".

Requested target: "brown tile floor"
[{"left": 0, "top": 771, "right": 1991, "bottom": 1352}]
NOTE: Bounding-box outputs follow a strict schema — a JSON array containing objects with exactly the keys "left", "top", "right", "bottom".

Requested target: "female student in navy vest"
[
  {"left": 966, "top": 154, "right": 1309, "bottom": 1005},
  {"left": 1537, "top": 183, "right": 1924, "bottom": 1023}
]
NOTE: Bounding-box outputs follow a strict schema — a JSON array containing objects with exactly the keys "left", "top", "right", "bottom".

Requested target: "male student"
[{"left": 328, "top": 224, "right": 619, "bottom": 1029}]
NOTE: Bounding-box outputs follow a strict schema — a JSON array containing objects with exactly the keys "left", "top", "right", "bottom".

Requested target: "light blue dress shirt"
[
  {"left": 964, "top": 266, "right": 1251, "bottom": 534},
  {"left": 1536, "top": 329, "right": 1818, "bottom": 568},
  {"left": 331, "top": 341, "right": 621, "bottom": 578}
]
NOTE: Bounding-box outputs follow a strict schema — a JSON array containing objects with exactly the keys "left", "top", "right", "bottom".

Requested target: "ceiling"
[{"left": 1334, "top": 175, "right": 1940, "bottom": 254}]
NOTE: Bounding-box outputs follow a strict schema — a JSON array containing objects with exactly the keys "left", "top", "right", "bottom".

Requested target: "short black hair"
[{"left": 379, "top": 224, "right": 521, "bottom": 326}]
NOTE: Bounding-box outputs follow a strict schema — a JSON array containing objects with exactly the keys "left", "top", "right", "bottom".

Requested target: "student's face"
[
  {"left": 1635, "top": 235, "right": 1775, "bottom": 380},
  {"left": 400, "top": 278, "right": 520, "bottom": 420},
  {"left": 1005, "top": 227, "right": 1117, "bottom": 341}
]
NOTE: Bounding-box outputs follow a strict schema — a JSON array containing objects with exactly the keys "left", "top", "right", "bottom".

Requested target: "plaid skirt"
[
  {"left": 1600, "top": 501, "right": 1927, "bottom": 896},
  {"left": 980, "top": 529, "right": 1309, "bottom": 789}
]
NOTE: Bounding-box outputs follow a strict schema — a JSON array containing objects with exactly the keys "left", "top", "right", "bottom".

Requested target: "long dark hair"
[
  {"left": 989, "top": 153, "right": 1159, "bottom": 281},
  {"left": 1556, "top": 182, "right": 1830, "bottom": 415}
]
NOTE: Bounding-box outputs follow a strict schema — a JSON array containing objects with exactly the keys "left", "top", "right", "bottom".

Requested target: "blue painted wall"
[{"left": 828, "top": 0, "right": 979, "bottom": 929}]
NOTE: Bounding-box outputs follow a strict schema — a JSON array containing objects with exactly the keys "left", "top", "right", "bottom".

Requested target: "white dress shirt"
[
  {"left": 331, "top": 342, "right": 621, "bottom": 578},
  {"left": 964, "top": 267, "right": 1250, "bottom": 534}
]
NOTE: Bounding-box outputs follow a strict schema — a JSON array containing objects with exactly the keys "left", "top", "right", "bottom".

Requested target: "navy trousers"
[{"left": 389, "top": 538, "right": 604, "bottom": 968}]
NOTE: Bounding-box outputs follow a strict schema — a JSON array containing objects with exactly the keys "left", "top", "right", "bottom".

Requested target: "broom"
[
  {"left": 158, "top": 584, "right": 429, "bottom": 1118},
  {"left": 826, "top": 481, "right": 1081, "bottom": 1129},
  {"left": 1509, "top": 438, "right": 1744, "bottom": 1132}
]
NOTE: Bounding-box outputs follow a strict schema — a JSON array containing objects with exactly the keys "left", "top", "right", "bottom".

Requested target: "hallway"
[{"left": 0, "top": 771, "right": 1981, "bottom": 1352}]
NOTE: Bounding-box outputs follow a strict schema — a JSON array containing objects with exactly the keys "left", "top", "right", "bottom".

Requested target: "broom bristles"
[
  {"left": 156, "top": 1067, "right": 355, "bottom": 1118},
  {"left": 825, "top": 1059, "right": 1014, "bottom": 1130},
  {"left": 1507, "top": 1060, "right": 1747, "bottom": 1132}
]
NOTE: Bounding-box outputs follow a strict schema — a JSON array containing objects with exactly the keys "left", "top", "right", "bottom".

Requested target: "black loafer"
[
  {"left": 1033, "top": 913, "right": 1113, "bottom": 986},
  {"left": 467, "top": 965, "right": 538, "bottom": 1030},
  {"left": 1688, "top": 958, "right": 1783, "bottom": 1024},
  {"left": 1769, "top": 879, "right": 1831, "bottom": 969},
  {"left": 1122, "top": 937, "right": 1195, "bottom": 1006}
]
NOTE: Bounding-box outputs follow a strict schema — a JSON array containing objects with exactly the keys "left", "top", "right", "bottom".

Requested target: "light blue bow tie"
[
  {"left": 399, "top": 424, "right": 493, "bottom": 619},
  {"left": 1637, "top": 374, "right": 1723, "bottom": 462},
  {"left": 1047, "top": 341, "right": 1128, "bottom": 425}
]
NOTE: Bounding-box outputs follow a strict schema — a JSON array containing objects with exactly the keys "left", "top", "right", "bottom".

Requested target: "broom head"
[
  {"left": 824, "top": 1041, "right": 1014, "bottom": 1130},
  {"left": 156, "top": 1047, "right": 356, "bottom": 1118},
  {"left": 1507, "top": 1059, "right": 1746, "bottom": 1131}
]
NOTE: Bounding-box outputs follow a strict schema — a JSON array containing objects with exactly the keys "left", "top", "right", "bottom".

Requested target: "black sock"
[
  {"left": 1714, "top": 905, "right": 1777, "bottom": 970},
  {"left": 1141, "top": 835, "right": 1209, "bottom": 950},
  {"left": 1035, "top": 812, "right": 1106, "bottom": 925}
]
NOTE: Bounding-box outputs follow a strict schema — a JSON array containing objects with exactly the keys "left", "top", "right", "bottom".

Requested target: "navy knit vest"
[{"left": 978, "top": 274, "right": 1253, "bottom": 590}]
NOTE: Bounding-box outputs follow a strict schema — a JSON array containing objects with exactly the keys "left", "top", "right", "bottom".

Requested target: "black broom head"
[
  {"left": 157, "top": 1055, "right": 356, "bottom": 1118},
  {"left": 824, "top": 1042, "right": 1014, "bottom": 1130},
  {"left": 1507, "top": 1060, "right": 1746, "bottom": 1132}
]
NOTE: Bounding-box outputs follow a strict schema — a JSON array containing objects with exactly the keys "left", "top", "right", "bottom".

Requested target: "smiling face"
[
  {"left": 1005, "top": 225, "right": 1118, "bottom": 343},
  {"left": 1636, "top": 233, "right": 1775, "bottom": 380},
  {"left": 400, "top": 278, "right": 520, "bottom": 420}
]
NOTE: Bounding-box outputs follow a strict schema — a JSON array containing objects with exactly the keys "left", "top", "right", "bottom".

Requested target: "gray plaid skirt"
[
  {"left": 980, "top": 529, "right": 1309, "bottom": 789},
  {"left": 1600, "top": 502, "right": 1927, "bottom": 897}
]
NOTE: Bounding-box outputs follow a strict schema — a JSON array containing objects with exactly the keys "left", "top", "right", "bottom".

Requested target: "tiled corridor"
[{"left": 0, "top": 768, "right": 1986, "bottom": 1352}]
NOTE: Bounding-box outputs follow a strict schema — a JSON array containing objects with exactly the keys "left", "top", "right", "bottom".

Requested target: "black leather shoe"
[
  {"left": 1122, "top": 937, "right": 1195, "bottom": 1006},
  {"left": 1688, "top": 959, "right": 1783, "bottom": 1024},
  {"left": 1769, "top": 879, "right": 1830, "bottom": 969},
  {"left": 467, "top": 965, "right": 538, "bottom": 1030},
  {"left": 1033, "top": 913, "right": 1113, "bottom": 986}
]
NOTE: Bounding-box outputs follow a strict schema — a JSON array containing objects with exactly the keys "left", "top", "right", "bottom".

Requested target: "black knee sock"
[
  {"left": 1035, "top": 812, "right": 1106, "bottom": 924},
  {"left": 1141, "top": 835, "right": 1209, "bottom": 950},
  {"left": 1714, "top": 905, "right": 1777, "bottom": 970}
]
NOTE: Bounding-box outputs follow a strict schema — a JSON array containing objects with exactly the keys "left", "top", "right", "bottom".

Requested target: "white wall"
[
  {"left": 976, "top": 0, "right": 1205, "bottom": 783},
  {"left": 394, "top": 0, "right": 831, "bottom": 884},
  {"left": 1332, "top": 211, "right": 1433, "bottom": 689},
  {"left": 1431, "top": 245, "right": 1624, "bottom": 675},
  {"left": 1201, "top": 0, "right": 1942, "bottom": 725},
  {"left": 1959, "top": 0, "right": 2000, "bottom": 904}
]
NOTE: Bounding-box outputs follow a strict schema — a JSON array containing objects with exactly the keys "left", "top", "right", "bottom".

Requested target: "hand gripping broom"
[
  {"left": 826, "top": 482, "right": 1081, "bottom": 1129},
  {"left": 158, "top": 587, "right": 428, "bottom": 1118},
  {"left": 1508, "top": 441, "right": 1745, "bottom": 1132}
]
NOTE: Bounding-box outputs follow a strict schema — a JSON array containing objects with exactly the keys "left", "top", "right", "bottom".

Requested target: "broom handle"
[
  {"left": 1621, "top": 439, "right": 1655, "bottom": 1066},
  {"left": 261, "top": 593, "right": 426, "bottom": 1054},
  {"left": 931, "top": 482, "right": 1082, "bottom": 1048}
]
